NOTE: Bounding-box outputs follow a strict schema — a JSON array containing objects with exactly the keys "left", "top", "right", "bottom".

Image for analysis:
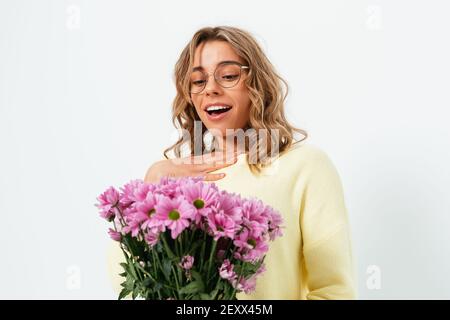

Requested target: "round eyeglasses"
[{"left": 189, "top": 62, "right": 249, "bottom": 94}]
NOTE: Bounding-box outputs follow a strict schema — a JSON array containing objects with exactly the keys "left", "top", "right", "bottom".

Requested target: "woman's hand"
[{"left": 144, "top": 152, "right": 239, "bottom": 183}]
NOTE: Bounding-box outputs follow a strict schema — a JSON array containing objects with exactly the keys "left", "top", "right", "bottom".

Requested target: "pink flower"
[
  {"left": 207, "top": 211, "right": 236, "bottom": 241},
  {"left": 122, "top": 211, "right": 146, "bottom": 237},
  {"left": 155, "top": 177, "right": 183, "bottom": 198},
  {"left": 217, "top": 249, "right": 226, "bottom": 261},
  {"left": 144, "top": 232, "right": 159, "bottom": 247},
  {"left": 97, "top": 176, "right": 282, "bottom": 299},
  {"left": 216, "top": 191, "right": 243, "bottom": 224},
  {"left": 233, "top": 229, "right": 253, "bottom": 251},
  {"left": 267, "top": 207, "right": 284, "bottom": 240},
  {"left": 233, "top": 229, "right": 269, "bottom": 262},
  {"left": 234, "top": 242, "right": 269, "bottom": 262},
  {"left": 96, "top": 187, "right": 120, "bottom": 221},
  {"left": 134, "top": 192, "right": 158, "bottom": 230},
  {"left": 220, "top": 260, "right": 266, "bottom": 294},
  {"left": 218, "top": 259, "right": 237, "bottom": 281},
  {"left": 119, "top": 179, "right": 144, "bottom": 206},
  {"left": 108, "top": 228, "right": 122, "bottom": 241},
  {"left": 179, "top": 255, "right": 194, "bottom": 270},
  {"left": 231, "top": 264, "right": 266, "bottom": 294},
  {"left": 153, "top": 195, "right": 196, "bottom": 239},
  {"left": 256, "top": 264, "right": 266, "bottom": 276},
  {"left": 181, "top": 180, "right": 219, "bottom": 225},
  {"left": 231, "top": 276, "right": 257, "bottom": 294},
  {"left": 120, "top": 181, "right": 159, "bottom": 218},
  {"left": 122, "top": 192, "right": 161, "bottom": 237},
  {"left": 240, "top": 199, "right": 270, "bottom": 239}
]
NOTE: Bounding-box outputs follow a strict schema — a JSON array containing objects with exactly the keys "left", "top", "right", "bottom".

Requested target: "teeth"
[{"left": 206, "top": 105, "right": 231, "bottom": 111}]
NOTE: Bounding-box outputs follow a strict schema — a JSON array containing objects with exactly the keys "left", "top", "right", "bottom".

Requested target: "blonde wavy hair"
[{"left": 164, "top": 26, "right": 308, "bottom": 174}]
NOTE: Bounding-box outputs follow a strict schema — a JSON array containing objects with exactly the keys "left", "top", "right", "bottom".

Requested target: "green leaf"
[
  {"left": 124, "top": 275, "right": 135, "bottom": 291},
  {"left": 130, "top": 264, "right": 139, "bottom": 279},
  {"left": 122, "top": 234, "right": 146, "bottom": 259},
  {"left": 161, "top": 259, "right": 172, "bottom": 281},
  {"left": 155, "top": 242, "right": 163, "bottom": 253},
  {"left": 191, "top": 270, "right": 205, "bottom": 290},
  {"left": 154, "top": 282, "right": 163, "bottom": 292},
  {"left": 119, "top": 262, "right": 128, "bottom": 272},
  {"left": 179, "top": 280, "right": 203, "bottom": 295},
  {"left": 118, "top": 288, "right": 130, "bottom": 300},
  {"left": 142, "top": 277, "right": 154, "bottom": 287},
  {"left": 209, "top": 289, "right": 219, "bottom": 300}
]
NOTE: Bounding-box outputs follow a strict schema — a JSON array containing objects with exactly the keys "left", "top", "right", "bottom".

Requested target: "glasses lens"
[
  {"left": 190, "top": 70, "right": 206, "bottom": 93},
  {"left": 215, "top": 64, "right": 241, "bottom": 88}
]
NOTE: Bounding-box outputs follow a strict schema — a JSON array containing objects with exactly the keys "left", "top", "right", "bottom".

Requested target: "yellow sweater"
[{"left": 107, "top": 143, "right": 357, "bottom": 299}]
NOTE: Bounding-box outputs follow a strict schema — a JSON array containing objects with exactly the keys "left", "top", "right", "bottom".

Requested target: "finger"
[
  {"left": 188, "top": 150, "right": 239, "bottom": 166},
  {"left": 200, "top": 151, "right": 239, "bottom": 169},
  {"left": 195, "top": 157, "right": 238, "bottom": 172},
  {"left": 202, "top": 173, "right": 226, "bottom": 181},
  {"left": 183, "top": 154, "right": 216, "bottom": 166}
]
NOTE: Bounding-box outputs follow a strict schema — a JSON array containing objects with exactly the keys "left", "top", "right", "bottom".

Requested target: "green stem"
[
  {"left": 151, "top": 250, "right": 158, "bottom": 276},
  {"left": 161, "top": 232, "right": 176, "bottom": 260},
  {"left": 178, "top": 233, "right": 184, "bottom": 256},
  {"left": 230, "top": 262, "right": 246, "bottom": 299},
  {"left": 200, "top": 232, "right": 207, "bottom": 271},
  {"left": 189, "top": 228, "right": 196, "bottom": 248},
  {"left": 206, "top": 239, "right": 218, "bottom": 289},
  {"left": 113, "top": 222, "right": 145, "bottom": 287},
  {"left": 171, "top": 265, "right": 181, "bottom": 299},
  {"left": 153, "top": 248, "right": 176, "bottom": 298}
]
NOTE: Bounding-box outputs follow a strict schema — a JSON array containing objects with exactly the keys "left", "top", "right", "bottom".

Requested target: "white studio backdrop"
[{"left": 1, "top": 0, "right": 449, "bottom": 299}]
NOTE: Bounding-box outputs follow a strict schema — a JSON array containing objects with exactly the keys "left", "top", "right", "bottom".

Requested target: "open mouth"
[{"left": 205, "top": 105, "right": 232, "bottom": 116}]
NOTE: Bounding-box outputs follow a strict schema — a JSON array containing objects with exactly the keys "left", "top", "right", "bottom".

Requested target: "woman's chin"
[{"left": 204, "top": 125, "right": 229, "bottom": 136}]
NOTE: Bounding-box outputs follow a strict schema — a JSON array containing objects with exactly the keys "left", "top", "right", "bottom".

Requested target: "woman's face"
[{"left": 190, "top": 40, "right": 251, "bottom": 137}]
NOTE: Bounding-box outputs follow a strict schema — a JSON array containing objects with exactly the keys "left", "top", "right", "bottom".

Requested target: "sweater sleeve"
[{"left": 299, "top": 149, "right": 357, "bottom": 299}]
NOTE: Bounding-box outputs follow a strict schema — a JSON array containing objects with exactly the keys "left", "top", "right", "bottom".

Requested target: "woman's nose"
[{"left": 204, "top": 74, "right": 222, "bottom": 96}]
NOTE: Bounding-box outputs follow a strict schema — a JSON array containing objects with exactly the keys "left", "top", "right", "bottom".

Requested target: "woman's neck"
[{"left": 212, "top": 136, "right": 245, "bottom": 156}]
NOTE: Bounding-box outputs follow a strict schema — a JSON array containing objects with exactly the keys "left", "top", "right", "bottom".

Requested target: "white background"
[{"left": 1, "top": 0, "right": 449, "bottom": 299}]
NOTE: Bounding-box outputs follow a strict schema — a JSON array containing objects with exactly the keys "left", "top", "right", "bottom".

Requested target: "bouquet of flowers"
[{"left": 96, "top": 176, "right": 283, "bottom": 300}]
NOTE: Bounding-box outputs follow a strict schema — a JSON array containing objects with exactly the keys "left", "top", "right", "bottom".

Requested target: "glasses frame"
[{"left": 189, "top": 62, "right": 250, "bottom": 94}]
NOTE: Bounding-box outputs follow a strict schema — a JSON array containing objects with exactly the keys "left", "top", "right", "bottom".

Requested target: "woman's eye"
[
  {"left": 192, "top": 80, "right": 206, "bottom": 86},
  {"left": 222, "top": 74, "right": 239, "bottom": 81}
]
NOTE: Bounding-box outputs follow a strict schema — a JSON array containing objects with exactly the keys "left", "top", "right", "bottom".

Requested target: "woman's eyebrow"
[{"left": 192, "top": 60, "right": 242, "bottom": 71}]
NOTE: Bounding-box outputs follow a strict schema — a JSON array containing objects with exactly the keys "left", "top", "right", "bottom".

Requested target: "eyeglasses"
[{"left": 189, "top": 62, "right": 249, "bottom": 94}]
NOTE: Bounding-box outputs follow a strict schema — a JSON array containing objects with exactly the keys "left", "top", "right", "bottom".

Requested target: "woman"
[{"left": 108, "top": 26, "right": 356, "bottom": 300}]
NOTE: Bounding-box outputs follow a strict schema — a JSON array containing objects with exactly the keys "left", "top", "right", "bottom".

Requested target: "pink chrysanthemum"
[
  {"left": 233, "top": 229, "right": 269, "bottom": 262},
  {"left": 240, "top": 198, "right": 270, "bottom": 239},
  {"left": 153, "top": 195, "right": 196, "bottom": 239},
  {"left": 134, "top": 192, "right": 158, "bottom": 230},
  {"left": 207, "top": 211, "right": 237, "bottom": 240},
  {"left": 108, "top": 228, "right": 122, "bottom": 242},
  {"left": 144, "top": 232, "right": 159, "bottom": 247},
  {"left": 119, "top": 179, "right": 144, "bottom": 207},
  {"left": 181, "top": 180, "right": 219, "bottom": 225},
  {"left": 231, "top": 276, "right": 257, "bottom": 294},
  {"left": 218, "top": 259, "right": 237, "bottom": 281},
  {"left": 215, "top": 191, "right": 243, "bottom": 224},
  {"left": 155, "top": 177, "right": 183, "bottom": 198},
  {"left": 96, "top": 186, "right": 120, "bottom": 221},
  {"left": 266, "top": 207, "right": 284, "bottom": 240},
  {"left": 179, "top": 255, "right": 194, "bottom": 270}
]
